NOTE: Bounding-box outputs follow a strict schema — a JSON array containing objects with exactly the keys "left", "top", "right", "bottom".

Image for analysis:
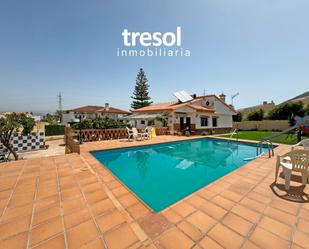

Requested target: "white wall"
[
  {"left": 62, "top": 113, "right": 75, "bottom": 125},
  {"left": 217, "top": 114, "right": 233, "bottom": 128},
  {"left": 174, "top": 106, "right": 196, "bottom": 125},
  {"left": 213, "top": 98, "right": 236, "bottom": 115},
  {"left": 192, "top": 97, "right": 234, "bottom": 129},
  {"left": 97, "top": 113, "right": 118, "bottom": 119},
  {"left": 195, "top": 114, "right": 233, "bottom": 129}
]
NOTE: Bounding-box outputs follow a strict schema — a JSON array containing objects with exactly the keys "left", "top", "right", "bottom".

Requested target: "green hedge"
[
  {"left": 45, "top": 125, "right": 65, "bottom": 136},
  {"left": 72, "top": 117, "right": 126, "bottom": 130}
]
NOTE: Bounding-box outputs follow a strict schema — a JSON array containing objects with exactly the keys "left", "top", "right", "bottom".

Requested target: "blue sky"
[{"left": 0, "top": 0, "right": 308, "bottom": 114}]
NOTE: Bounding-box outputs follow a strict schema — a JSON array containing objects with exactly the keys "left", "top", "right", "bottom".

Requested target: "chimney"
[
  {"left": 219, "top": 93, "right": 226, "bottom": 103},
  {"left": 105, "top": 103, "right": 109, "bottom": 111}
]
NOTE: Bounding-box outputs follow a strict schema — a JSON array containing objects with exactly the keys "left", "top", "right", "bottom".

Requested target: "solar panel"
[{"left": 173, "top": 90, "right": 193, "bottom": 103}]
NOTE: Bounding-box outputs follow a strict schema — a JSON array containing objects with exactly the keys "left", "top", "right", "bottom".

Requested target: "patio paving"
[{"left": 0, "top": 135, "right": 308, "bottom": 249}]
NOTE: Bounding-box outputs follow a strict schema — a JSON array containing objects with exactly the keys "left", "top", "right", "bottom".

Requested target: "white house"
[
  {"left": 61, "top": 103, "right": 130, "bottom": 125},
  {"left": 127, "top": 93, "right": 237, "bottom": 134}
]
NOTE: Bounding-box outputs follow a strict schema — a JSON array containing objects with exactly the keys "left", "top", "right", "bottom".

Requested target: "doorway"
[
  {"left": 180, "top": 117, "right": 185, "bottom": 130},
  {"left": 186, "top": 117, "right": 191, "bottom": 130}
]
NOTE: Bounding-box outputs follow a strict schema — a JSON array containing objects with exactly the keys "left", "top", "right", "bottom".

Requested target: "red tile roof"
[
  {"left": 66, "top": 105, "right": 130, "bottom": 114},
  {"left": 96, "top": 107, "right": 131, "bottom": 114},
  {"left": 133, "top": 95, "right": 236, "bottom": 114},
  {"left": 185, "top": 104, "right": 215, "bottom": 112},
  {"left": 133, "top": 102, "right": 214, "bottom": 113},
  {"left": 133, "top": 102, "right": 178, "bottom": 112}
]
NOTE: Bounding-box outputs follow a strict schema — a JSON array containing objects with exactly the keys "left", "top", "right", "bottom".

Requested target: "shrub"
[
  {"left": 201, "top": 131, "right": 208, "bottom": 136},
  {"left": 172, "top": 131, "right": 178, "bottom": 136},
  {"left": 185, "top": 131, "right": 191, "bottom": 137},
  {"left": 45, "top": 125, "right": 65, "bottom": 136},
  {"left": 247, "top": 109, "right": 264, "bottom": 121},
  {"left": 267, "top": 101, "right": 305, "bottom": 120},
  {"left": 0, "top": 113, "right": 35, "bottom": 160},
  {"left": 233, "top": 112, "right": 242, "bottom": 122},
  {"left": 72, "top": 117, "right": 126, "bottom": 130}
]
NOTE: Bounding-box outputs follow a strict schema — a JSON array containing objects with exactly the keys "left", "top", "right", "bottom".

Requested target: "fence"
[
  {"left": 76, "top": 127, "right": 169, "bottom": 142},
  {"left": 233, "top": 120, "right": 290, "bottom": 131},
  {"left": 64, "top": 127, "right": 169, "bottom": 154}
]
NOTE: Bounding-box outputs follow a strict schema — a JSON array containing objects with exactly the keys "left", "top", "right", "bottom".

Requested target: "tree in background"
[
  {"left": 0, "top": 113, "right": 35, "bottom": 160},
  {"left": 42, "top": 113, "right": 54, "bottom": 124},
  {"left": 247, "top": 109, "right": 264, "bottom": 121},
  {"left": 233, "top": 112, "right": 243, "bottom": 122},
  {"left": 131, "top": 68, "right": 153, "bottom": 109},
  {"left": 267, "top": 101, "right": 305, "bottom": 120},
  {"left": 306, "top": 104, "right": 309, "bottom": 115},
  {"left": 54, "top": 110, "right": 62, "bottom": 123},
  {"left": 42, "top": 112, "right": 62, "bottom": 124},
  {"left": 72, "top": 117, "right": 126, "bottom": 130}
]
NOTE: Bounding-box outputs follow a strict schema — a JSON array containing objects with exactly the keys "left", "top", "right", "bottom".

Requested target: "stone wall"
[
  {"left": 195, "top": 128, "right": 232, "bottom": 135},
  {"left": 233, "top": 120, "right": 289, "bottom": 131}
]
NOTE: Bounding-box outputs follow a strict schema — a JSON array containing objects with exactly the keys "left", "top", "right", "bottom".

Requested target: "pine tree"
[{"left": 131, "top": 68, "right": 153, "bottom": 109}]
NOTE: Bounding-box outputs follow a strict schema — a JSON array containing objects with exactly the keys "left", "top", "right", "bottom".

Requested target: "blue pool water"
[{"left": 92, "top": 138, "right": 267, "bottom": 212}]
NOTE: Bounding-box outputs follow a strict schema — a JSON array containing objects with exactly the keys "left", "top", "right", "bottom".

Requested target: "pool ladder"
[{"left": 257, "top": 140, "right": 274, "bottom": 158}]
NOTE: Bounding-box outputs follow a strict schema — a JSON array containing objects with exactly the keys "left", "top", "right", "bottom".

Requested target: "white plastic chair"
[
  {"left": 142, "top": 126, "right": 152, "bottom": 140},
  {"left": 292, "top": 139, "right": 309, "bottom": 150},
  {"left": 132, "top": 128, "right": 143, "bottom": 141},
  {"left": 126, "top": 127, "right": 135, "bottom": 141},
  {"left": 275, "top": 150, "right": 309, "bottom": 190}
]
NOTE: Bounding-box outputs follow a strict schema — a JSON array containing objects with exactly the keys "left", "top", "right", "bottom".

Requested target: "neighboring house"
[
  {"left": 126, "top": 93, "right": 236, "bottom": 134},
  {"left": 61, "top": 103, "right": 130, "bottom": 125}
]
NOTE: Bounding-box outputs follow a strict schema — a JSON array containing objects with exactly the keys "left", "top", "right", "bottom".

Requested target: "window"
[
  {"left": 141, "top": 120, "right": 145, "bottom": 125},
  {"left": 212, "top": 117, "right": 218, "bottom": 127},
  {"left": 200, "top": 117, "right": 208, "bottom": 127},
  {"left": 148, "top": 120, "right": 154, "bottom": 126}
]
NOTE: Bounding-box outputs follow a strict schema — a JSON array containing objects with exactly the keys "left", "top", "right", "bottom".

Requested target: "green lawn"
[{"left": 221, "top": 131, "right": 308, "bottom": 145}]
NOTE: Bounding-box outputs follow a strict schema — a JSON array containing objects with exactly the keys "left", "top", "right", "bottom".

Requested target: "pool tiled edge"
[
  {"left": 79, "top": 136, "right": 308, "bottom": 249},
  {"left": 0, "top": 135, "right": 307, "bottom": 249}
]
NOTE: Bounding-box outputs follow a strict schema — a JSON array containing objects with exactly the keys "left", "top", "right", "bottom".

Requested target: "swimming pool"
[{"left": 92, "top": 138, "right": 267, "bottom": 212}]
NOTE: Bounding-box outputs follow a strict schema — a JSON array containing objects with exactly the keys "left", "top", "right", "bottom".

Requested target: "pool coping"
[
  {"left": 88, "top": 136, "right": 278, "bottom": 213},
  {"left": 1, "top": 135, "right": 305, "bottom": 249},
  {"left": 80, "top": 135, "right": 283, "bottom": 215},
  {"left": 79, "top": 135, "right": 307, "bottom": 249}
]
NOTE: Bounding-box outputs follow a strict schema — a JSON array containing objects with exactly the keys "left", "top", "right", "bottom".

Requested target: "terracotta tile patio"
[{"left": 0, "top": 135, "right": 308, "bottom": 249}]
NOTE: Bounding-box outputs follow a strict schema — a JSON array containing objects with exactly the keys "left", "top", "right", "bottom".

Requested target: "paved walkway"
[{"left": 0, "top": 136, "right": 308, "bottom": 249}]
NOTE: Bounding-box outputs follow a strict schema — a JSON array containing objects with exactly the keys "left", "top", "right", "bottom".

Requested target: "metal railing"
[{"left": 257, "top": 140, "right": 274, "bottom": 158}]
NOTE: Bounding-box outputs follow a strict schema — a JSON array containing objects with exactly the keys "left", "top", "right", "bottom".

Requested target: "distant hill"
[
  {"left": 237, "top": 91, "right": 309, "bottom": 118},
  {"left": 281, "top": 91, "right": 309, "bottom": 105},
  {"left": 237, "top": 101, "right": 275, "bottom": 118}
]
